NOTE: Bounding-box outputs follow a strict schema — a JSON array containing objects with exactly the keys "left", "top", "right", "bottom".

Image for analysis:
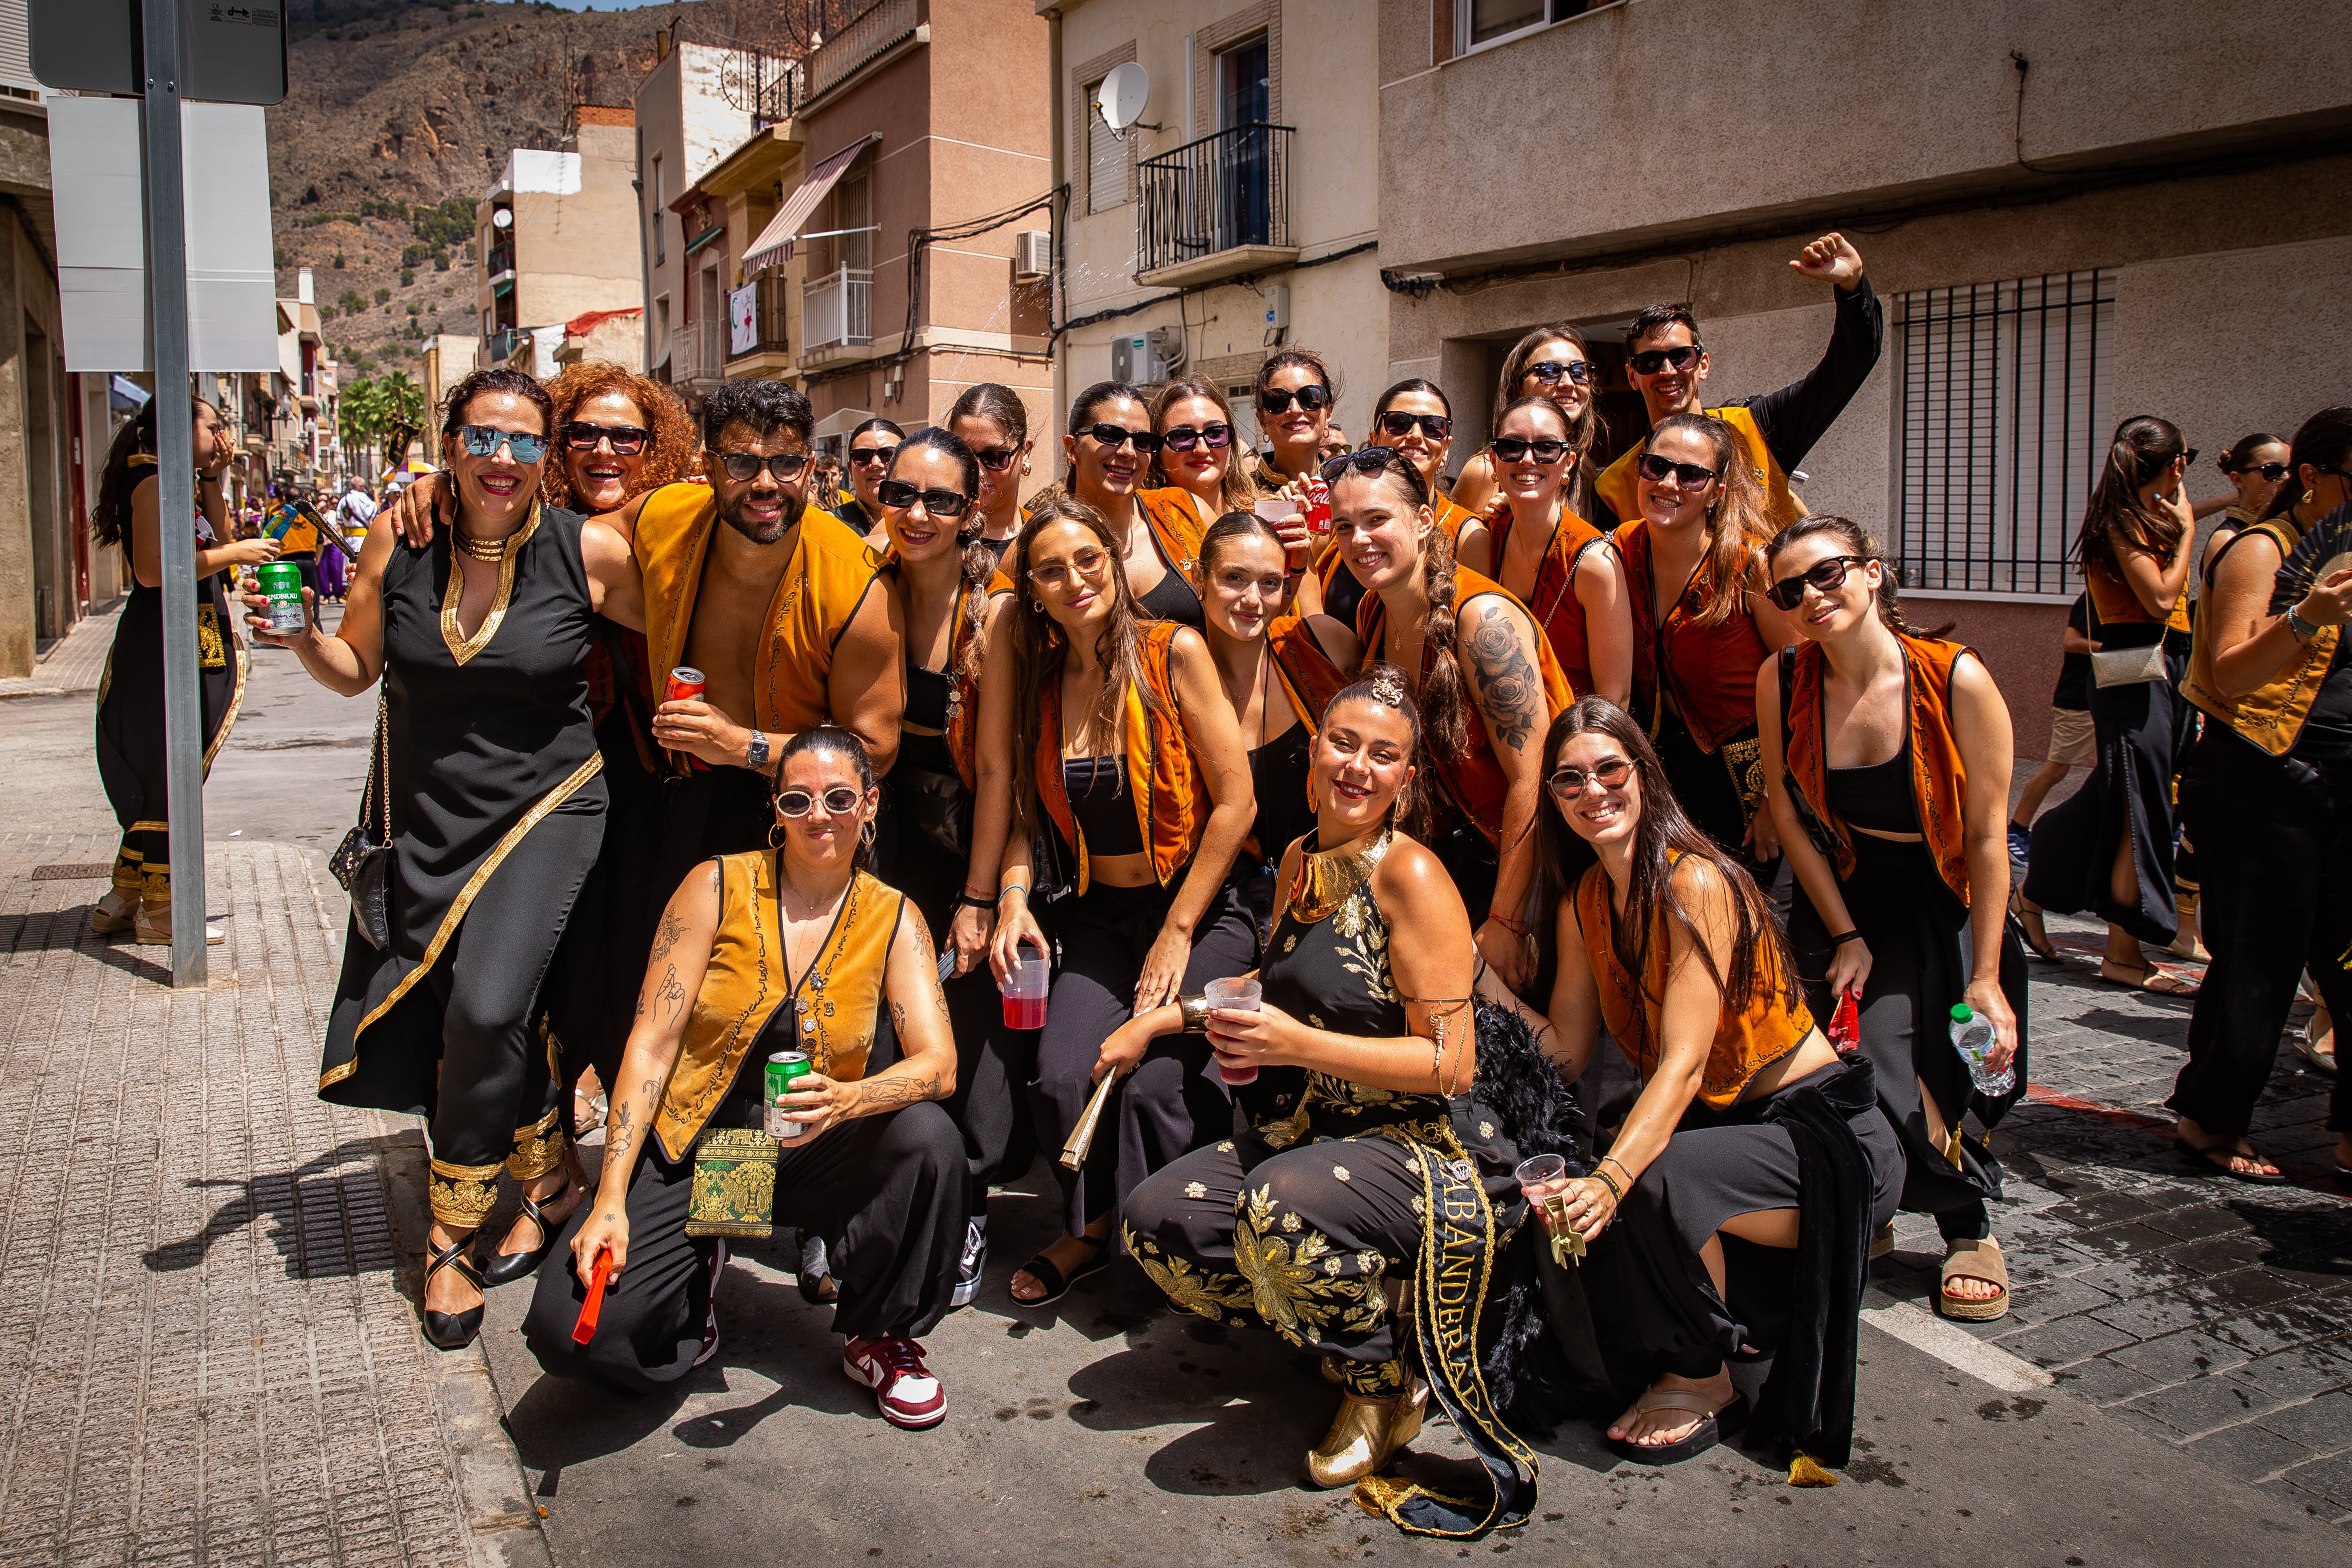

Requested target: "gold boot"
[{"left": 1304, "top": 1380, "right": 1427, "bottom": 1489}]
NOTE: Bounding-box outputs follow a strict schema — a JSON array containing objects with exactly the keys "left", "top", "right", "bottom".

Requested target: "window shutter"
[{"left": 1087, "top": 86, "right": 1126, "bottom": 214}]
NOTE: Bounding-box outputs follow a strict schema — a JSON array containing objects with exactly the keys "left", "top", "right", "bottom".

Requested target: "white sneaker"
[
  {"left": 843, "top": 1335, "right": 945, "bottom": 1429},
  {"left": 950, "top": 1216, "right": 987, "bottom": 1309}
]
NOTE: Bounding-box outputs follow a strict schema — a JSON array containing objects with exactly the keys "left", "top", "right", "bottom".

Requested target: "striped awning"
[{"left": 741, "top": 131, "right": 881, "bottom": 273}]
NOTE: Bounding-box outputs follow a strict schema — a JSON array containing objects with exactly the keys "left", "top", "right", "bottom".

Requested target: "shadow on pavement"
[{"left": 142, "top": 1135, "right": 406, "bottom": 1278}]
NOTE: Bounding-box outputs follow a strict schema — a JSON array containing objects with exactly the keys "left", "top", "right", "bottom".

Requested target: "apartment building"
[
  {"left": 635, "top": 38, "right": 766, "bottom": 394},
  {"left": 476, "top": 109, "right": 646, "bottom": 380},
  {"left": 1046, "top": 0, "right": 1383, "bottom": 451},
  {"left": 1377, "top": 0, "right": 2352, "bottom": 753}
]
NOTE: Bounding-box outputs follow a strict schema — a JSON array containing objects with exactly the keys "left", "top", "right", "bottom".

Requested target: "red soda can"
[
  {"left": 664, "top": 666, "right": 706, "bottom": 704},
  {"left": 1303, "top": 475, "right": 1331, "bottom": 535}
]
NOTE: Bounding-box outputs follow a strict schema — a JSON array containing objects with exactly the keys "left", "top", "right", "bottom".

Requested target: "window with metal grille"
[
  {"left": 1087, "top": 80, "right": 1127, "bottom": 213},
  {"left": 1893, "top": 270, "right": 2114, "bottom": 599}
]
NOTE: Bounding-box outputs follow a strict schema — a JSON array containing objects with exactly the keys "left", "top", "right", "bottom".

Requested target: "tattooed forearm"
[
  {"left": 854, "top": 1071, "right": 942, "bottom": 1114},
  {"left": 890, "top": 999, "right": 909, "bottom": 1040},
  {"left": 1467, "top": 603, "right": 1542, "bottom": 751},
  {"left": 904, "top": 907, "right": 954, "bottom": 1025},
  {"left": 656, "top": 963, "right": 687, "bottom": 1021}
]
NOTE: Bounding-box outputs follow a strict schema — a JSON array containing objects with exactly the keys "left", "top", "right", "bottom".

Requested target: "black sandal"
[
  {"left": 2176, "top": 1138, "right": 2288, "bottom": 1186},
  {"left": 1606, "top": 1388, "right": 1750, "bottom": 1466},
  {"left": 1010, "top": 1233, "right": 1109, "bottom": 1307},
  {"left": 422, "top": 1238, "right": 487, "bottom": 1350},
  {"left": 478, "top": 1179, "right": 575, "bottom": 1288}
]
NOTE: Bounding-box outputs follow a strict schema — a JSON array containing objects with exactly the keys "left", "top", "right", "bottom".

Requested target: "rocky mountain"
[{"left": 265, "top": 0, "right": 771, "bottom": 381}]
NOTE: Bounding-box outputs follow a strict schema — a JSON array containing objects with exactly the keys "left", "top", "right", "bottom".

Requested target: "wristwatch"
[{"left": 745, "top": 730, "right": 771, "bottom": 771}]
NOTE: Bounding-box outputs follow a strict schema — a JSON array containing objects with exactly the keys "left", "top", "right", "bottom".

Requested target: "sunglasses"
[
  {"left": 1158, "top": 422, "right": 1233, "bottom": 453},
  {"left": 1764, "top": 554, "right": 1868, "bottom": 611},
  {"left": 1637, "top": 452, "right": 1720, "bottom": 488},
  {"left": 1027, "top": 545, "right": 1113, "bottom": 590},
  {"left": 2231, "top": 462, "right": 2291, "bottom": 481},
  {"left": 1320, "top": 446, "right": 1400, "bottom": 482},
  {"left": 459, "top": 424, "right": 549, "bottom": 464},
  {"left": 1377, "top": 411, "right": 1452, "bottom": 441},
  {"left": 776, "top": 786, "right": 863, "bottom": 818},
  {"left": 848, "top": 444, "right": 899, "bottom": 466},
  {"left": 1546, "top": 757, "right": 1634, "bottom": 797},
  {"left": 563, "top": 421, "right": 649, "bottom": 455},
  {"left": 972, "top": 444, "right": 1023, "bottom": 472},
  {"left": 2178, "top": 449, "right": 2200, "bottom": 467},
  {"left": 876, "top": 479, "right": 972, "bottom": 518},
  {"left": 1081, "top": 423, "right": 1163, "bottom": 456},
  {"left": 716, "top": 450, "right": 811, "bottom": 483},
  {"left": 1525, "top": 360, "right": 1595, "bottom": 388},
  {"left": 1491, "top": 436, "right": 1570, "bottom": 464},
  {"left": 1627, "top": 344, "right": 1704, "bottom": 376},
  {"left": 1259, "top": 384, "right": 1333, "bottom": 415}
]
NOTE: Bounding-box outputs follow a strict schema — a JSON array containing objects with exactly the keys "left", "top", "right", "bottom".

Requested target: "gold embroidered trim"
[
  {"left": 506, "top": 1106, "right": 568, "bottom": 1180},
  {"left": 439, "top": 503, "right": 542, "bottom": 666},
  {"left": 202, "top": 638, "right": 248, "bottom": 776},
  {"left": 325, "top": 748, "right": 606, "bottom": 1086},
  {"left": 428, "top": 1166, "right": 500, "bottom": 1228},
  {"left": 130, "top": 820, "right": 170, "bottom": 834}
]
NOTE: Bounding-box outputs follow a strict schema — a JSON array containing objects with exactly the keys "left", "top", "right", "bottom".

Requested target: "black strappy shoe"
[
  {"left": 422, "top": 1239, "right": 487, "bottom": 1350},
  {"left": 478, "top": 1179, "right": 574, "bottom": 1288},
  {"left": 1010, "top": 1233, "right": 1109, "bottom": 1308},
  {"left": 797, "top": 1230, "right": 839, "bottom": 1305}
]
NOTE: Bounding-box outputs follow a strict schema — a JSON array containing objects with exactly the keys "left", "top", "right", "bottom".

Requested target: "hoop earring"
[
  {"left": 767, "top": 821, "right": 787, "bottom": 850},
  {"left": 860, "top": 820, "right": 876, "bottom": 848},
  {"left": 2306, "top": 490, "right": 2319, "bottom": 506},
  {"left": 1032, "top": 598, "right": 1046, "bottom": 613}
]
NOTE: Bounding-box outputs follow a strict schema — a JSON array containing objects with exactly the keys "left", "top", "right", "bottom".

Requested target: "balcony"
[
  {"left": 485, "top": 242, "right": 515, "bottom": 281},
  {"left": 486, "top": 327, "right": 526, "bottom": 365},
  {"left": 1136, "top": 124, "right": 1297, "bottom": 288},
  {"left": 806, "top": 0, "right": 922, "bottom": 109},
  {"left": 726, "top": 269, "right": 792, "bottom": 374},
  {"left": 802, "top": 266, "right": 872, "bottom": 355}
]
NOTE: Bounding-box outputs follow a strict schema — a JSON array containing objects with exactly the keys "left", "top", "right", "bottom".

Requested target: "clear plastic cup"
[
  {"left": 1000, "top": 941, "right": 1049, "bottom": 1031},
  {"left": 1515, "top": 1153, "right": 1582, "bottom": 1265},
  {"left": 1204, "top": 976, "right": 1262, "bottom": 1085}
]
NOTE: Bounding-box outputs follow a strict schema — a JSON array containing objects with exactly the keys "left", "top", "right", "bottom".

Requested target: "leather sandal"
[
  {"left": 1938, "top": 1236, "right": 2010, "bottom": 1322},
  {"left": 1009, "top": 1233, "right": 1108, "bottom": 1307},
  {"left": 1305, "top": 1381, "right": 1428, "bottom": 1488},
  {"left": 1606, "top": 1385, "right": 1750, "bottom": 1466},
  {"left": 478, "top": 1179, "right": 575, "bottom": 1288},
  {"left": 2008, "top": 891, "right": 2058, "bottom": 962},
  {"left": 1870, "top": 1221, "right": 1896, "bottom": 1261},
  {"left": 422, "top": 1238, "right": 487, "bottom": 1350},
  {"left": 2176, "top": 1138, "right": 2287, "bottom": 1186}
]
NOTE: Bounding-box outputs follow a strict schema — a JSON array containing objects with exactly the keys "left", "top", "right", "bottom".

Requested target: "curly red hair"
[{"left": 537, "top": 362, "right": 697, "bottom": 510}]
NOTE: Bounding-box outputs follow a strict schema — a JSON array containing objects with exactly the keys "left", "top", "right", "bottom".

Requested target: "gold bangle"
[
  {"left": 1179, "top": 994, "right": 1210, "bottom": 1033},
  {"left": 1599, "top": 1153, "right": 1633, "bottom": 1186}
]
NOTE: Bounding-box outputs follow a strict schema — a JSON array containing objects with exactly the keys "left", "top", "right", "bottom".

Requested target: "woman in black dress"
[
  {"left": 250, "top": 367, "right": 647, "bottom": 1350},
  {"left": 90, "top": 394, "right": 279, "bottom": 945}
]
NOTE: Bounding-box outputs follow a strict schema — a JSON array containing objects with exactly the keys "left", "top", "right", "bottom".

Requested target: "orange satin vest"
[
  {"left": 652, "top": 854, "right": 904, "bottom": 1161},
  {"left": 1267, "top": 611, "right": 1351, "bottom": 730},
  {"left": 634, "top": 482, "right": 886, "bottom": 751},
  {"left": 1781, "top": 635, "right": 1975, "bottom": 904},
  {"left": 2087, "top": 553, "right": 2193, "bottom": 637},
  {"left": 1355, "top": 567, "right": 1576, "bottom": 845},
  {"left": 1575, "top": 858, "right": 1811, "bottom": 1111},
  {"left": 1615, "top": 517, "right": 1769, "bottom": 754},
  {"left": 1036, "top": 620, "right": 1209, "bottom": 893},
  {"left": 1595, "top": 405, "right": 1802, "bottom": 531},
  {"left": 2180, "top": 518, "right": 2342, "bottom": 757},
  {"left": 1483, "top": 505, "right": 1610, "bottom": 697},
  {"left": 1137, "top": 486, "right": 1208, "bottom": 580}
]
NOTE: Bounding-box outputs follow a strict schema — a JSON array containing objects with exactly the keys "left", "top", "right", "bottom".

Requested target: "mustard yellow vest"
[
  {"left": 2181, "top": 517, "right": 2342, "bottom": 757},
  {"left": 1595, "top": 405, "right": 1803, "bottom": 530},
  {"left": 652, "top": 852, "right": 904, "bottom": 1161},
  {"left": 634, "top": 482, "right": 885, "bottom": 739}
]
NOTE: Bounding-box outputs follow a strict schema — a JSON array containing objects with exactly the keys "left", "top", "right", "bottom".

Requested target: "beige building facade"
[
  {"left": 635, "top": 40, "right": 764, "bottom": 394},
  {"left": 1046, "top": 0, "right": 1383, "bottom": 453},
  {"left": 1378, "top": 0, "right": 2352, "bottom": 756},
  {"left": 476, "top": 110, "right": 646, "bottom": 380}
]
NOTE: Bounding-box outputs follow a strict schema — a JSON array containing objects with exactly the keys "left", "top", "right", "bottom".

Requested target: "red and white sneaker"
[{"left": 842, "top": 1335, "right": 946, "bottom": 1429}]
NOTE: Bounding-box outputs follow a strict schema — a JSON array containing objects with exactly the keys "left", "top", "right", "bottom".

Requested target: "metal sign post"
[{"left": 141, "top": 0, "right": 205, "bottom": 987}]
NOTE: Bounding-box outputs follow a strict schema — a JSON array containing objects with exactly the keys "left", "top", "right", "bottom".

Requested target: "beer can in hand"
[
  {"left": 258, "top": 562, "right": 305, "bottom": 632},
  {"left": 765, "top": 1050, "right": 815, "bottom": 1141},
  {"left": 664, "top": 666, "right": 707, "bottom": 704}
]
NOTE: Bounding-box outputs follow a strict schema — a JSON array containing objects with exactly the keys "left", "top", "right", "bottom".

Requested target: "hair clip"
[{"left": 1370, "top": 671, "right": 1409, "bottom": 708}]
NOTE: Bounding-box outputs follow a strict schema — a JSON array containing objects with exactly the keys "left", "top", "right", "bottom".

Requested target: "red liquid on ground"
[{"left": 1003, "top": 994, "right": 1048, "bottom": 1030}]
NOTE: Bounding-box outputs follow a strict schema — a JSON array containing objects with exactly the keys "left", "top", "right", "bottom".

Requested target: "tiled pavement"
[
  {"left": 0, "top": 603, "right": 120, "bottom": 701},
  {"left": 1875, "top": 909, "right": 2352, "bottom": 1529},
  {"left": 0, "top": 833, "right": 546, "bottom": 1568}
]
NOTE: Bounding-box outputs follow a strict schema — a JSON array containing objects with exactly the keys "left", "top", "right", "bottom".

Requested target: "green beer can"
[
  {"left": 258, "top": 561, "right": 305, "bottom": 632},
  {"left": 765, "top": 1051, "right": 814, "bottom": 1141}
]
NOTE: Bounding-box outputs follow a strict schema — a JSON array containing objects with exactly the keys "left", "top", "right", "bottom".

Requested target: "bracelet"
[
  {"left": 962, "top": 883, "right": 994, "bottom": 900},
  {"left": 1599, "top": 1153, "right": 1633, "bottom": 1186},
  {"left": 2289, "top": 608, "right": 2322, "bottom": 645},
  {"left": 955, "top": 893, "right": 995, "bottom": 911},
  {"left": 1179, "top": 993, "right": 1211, "bottom": 1033},
  {"left": 1592, "top": 1168, "right": 1624, "bottom": 1204},
  {"left": 1487, "top": 908, "right": 1530, "bottom": 936},
  {"left": 1829, "top": 930, "right": 1863, "bottom": 947},
  {"left": 996, "top": 883, "right": 1028, "bottom": 904}
]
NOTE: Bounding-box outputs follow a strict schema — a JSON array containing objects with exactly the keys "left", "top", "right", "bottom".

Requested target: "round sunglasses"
[
  {"left": 1026, "top": 544, "right": 1113, "bottom": 591},
  {"left": 777, "top": 786, "right": 864, "bottom": 818},
  {"left": 1546, "top": 757, "right": 1634, "bottom": 797}
]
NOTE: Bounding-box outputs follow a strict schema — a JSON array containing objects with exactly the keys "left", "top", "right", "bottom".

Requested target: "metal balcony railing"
[
  {"left": 802, "top": 266, "right": 872, "bottom": 351},
  {"left": 726, "top": 269, "right": 791, "bottom": 361},
  {"left": 808, "top": 0, "right": 918, "bottom": 103},
  {"left": 486, "top": 327, "right": 525, "bottom": 365},
  {"left": 1137, "top": 123, "right": 1293, "bottom": 276},
  {"left": 485, "top": 242, "right": 515, "bottom": 278}
]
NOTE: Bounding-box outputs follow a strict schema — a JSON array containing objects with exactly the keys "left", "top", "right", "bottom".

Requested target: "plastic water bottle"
[{"left": 1949, "top": 1003, "right": 2014, "bottom": 1097}]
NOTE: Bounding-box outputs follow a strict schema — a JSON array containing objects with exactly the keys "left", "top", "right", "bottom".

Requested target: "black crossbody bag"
[{"left": 329, "top": 689, "right": 395, "bottom": 949}]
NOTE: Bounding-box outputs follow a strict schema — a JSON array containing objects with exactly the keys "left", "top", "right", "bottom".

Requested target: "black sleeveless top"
[
  {"left": 905, "top": 660, "right": 953, "bottom": 730},
  {"left": 1246, "top": 721, "right": 1314, "bottom": 866},
  {"left": 1062, "top": 754, "right": 1144, "bottom": 855},
  {"left": 1824, "top": 738, "right": 1916, "bottom": 836}
]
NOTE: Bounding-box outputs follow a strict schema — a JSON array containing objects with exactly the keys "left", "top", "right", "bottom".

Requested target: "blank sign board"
[{"left": 29, "top": 0, "right": 286, "bottom": 106}]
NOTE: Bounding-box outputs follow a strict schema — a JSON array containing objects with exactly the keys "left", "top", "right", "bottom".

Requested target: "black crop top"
[
  {"left": 1135, "top": 566, "right": 1204, "bottom": 628},
  {"left": 1823, "top": 744, "right": 1916, "bottom": 836},
  {"left": 1063, "top": 754, "right": 1145, "bottom": 854},
  {"left": 905, "top": 661, "right": 953, "bottom": 731}
]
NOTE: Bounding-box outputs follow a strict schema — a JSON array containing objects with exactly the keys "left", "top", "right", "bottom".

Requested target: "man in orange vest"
[{"left": 1595, "top": 232, "right": 1882, "bottom": 529}]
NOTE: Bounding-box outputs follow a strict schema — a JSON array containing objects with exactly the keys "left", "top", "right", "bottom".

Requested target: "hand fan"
[{"left": 2268, "top": 501, "right": 2352, "bottom": 616}]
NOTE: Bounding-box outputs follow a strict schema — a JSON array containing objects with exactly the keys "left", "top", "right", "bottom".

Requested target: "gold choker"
[
  {"left": 454, "top": 529, "right": 512, "bottom": 563},
  {"left": 1288, "top": 827, "right": 1390, "bottom": 926}
]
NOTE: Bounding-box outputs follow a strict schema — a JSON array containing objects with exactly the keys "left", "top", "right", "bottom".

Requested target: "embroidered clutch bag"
[{"left": 684, "top": 1127, "right": 779, "bottom": 1238}]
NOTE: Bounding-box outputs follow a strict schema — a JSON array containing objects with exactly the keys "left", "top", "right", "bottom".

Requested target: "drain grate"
[{"left": 28, "top": 863, "right": 114, "bottom": 882}]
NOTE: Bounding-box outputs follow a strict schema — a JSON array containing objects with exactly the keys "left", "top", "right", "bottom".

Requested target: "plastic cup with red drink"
[
  {"left": 1204, "top": 976, "right": 1263, "bottom": 1085},
  {"left": 1001, "top": 940, "right": 1049, "bottom": 1031}
]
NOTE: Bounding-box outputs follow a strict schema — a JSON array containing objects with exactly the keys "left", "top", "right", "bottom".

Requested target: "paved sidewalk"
[
  {"left": 0, "top": 833, "right": 548, "bottom": 1568},
  {"left": 0, "top": 603, "right": 121, "bottom": 701}
]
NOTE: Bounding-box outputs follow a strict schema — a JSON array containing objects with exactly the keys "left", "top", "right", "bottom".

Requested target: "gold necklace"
[
  {"left": 1288, "top": 826, "right": 1391, "bottom": 926},
  {"left": 454, "top": 528, "right": 512, "bottom": 563}
]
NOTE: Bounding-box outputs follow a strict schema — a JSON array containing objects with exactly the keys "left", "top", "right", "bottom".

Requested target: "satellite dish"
[
  {"left": 1097, "top": 62, "right": 1151, "bottom": 133},
  {"left": 491, "top": 208, "right": 514, "bottom": 230}
]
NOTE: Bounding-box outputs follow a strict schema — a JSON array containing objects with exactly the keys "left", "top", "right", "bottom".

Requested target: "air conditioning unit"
[
  {"left": 1012, "top": 230, "right": 1052, "bottom": 281},
  {"left": 1110, "top": 327, "right": 1182, "bottom": 385}
]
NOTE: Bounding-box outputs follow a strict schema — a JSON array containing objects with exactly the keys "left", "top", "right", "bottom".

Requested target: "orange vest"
[
  {"left": 2087, "top": 553, "right": 2192, "bottom": 636},
  {"left": 1615, "top": 517, "right": 1768, "bottom": 754},
  {"left": 1356, "top": 566, "right": 1576, "bottom": 845},
  {"left": 1035, "top": 620, "right": 1209, "bottom": 893},
  {"left": 1781, "top": 636, "right": 1975, "bottom": 905},
  {"left": 1595, "top": 405, "right": 1802, "bottom": 531},
  {"left": 635, "top": 483, "right": 885, "bottom": 753},
  {"left": 652, "top": 854, "right": 903, "bottom": 1161},
  {"left": 1266, "top": 611, "right": 1351, "bottom": 730},
  {"left": 1483, "top": 504, "right": 1610, "bottom": 696},
  {"left": 1137, "top": 485, "right": 1208, "bottom": 580},
  {"left": 1575, "top": 858, "right": 1810, "bottom": 1111},
  {"left": 2180, "top": 518, "right": 2342, "bottom": 757}
]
